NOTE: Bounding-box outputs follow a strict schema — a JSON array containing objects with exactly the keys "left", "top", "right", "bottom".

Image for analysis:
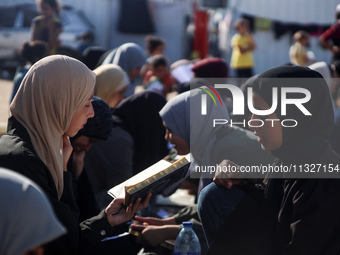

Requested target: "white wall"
[
  {"left": 62, "top": 0, "right": 111, "bottom": 49},
  {"left": 251, "top": 30, "right": 332, "bottom": 75},
  {"left": 1, "top": 0, "right": 333, "bottom": 72},
  {"left": 107, "top": 0, "right": 191, "bottom": 63},
  {"left": 224, "top": 6, "right": 334, "bottom": 75},
  {"left": 236, "top": 0, "right": 338, "bottom": 25},
  {"left": 0, "top": 0, "right": 192, "bottom": 64}
]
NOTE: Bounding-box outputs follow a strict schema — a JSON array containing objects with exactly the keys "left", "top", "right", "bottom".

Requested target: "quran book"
[{"left": 108, "top": 157, "right": 190, "bottom": 206}]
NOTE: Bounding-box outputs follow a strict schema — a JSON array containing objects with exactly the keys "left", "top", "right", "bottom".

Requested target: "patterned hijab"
[
  {"left": 0, "top": 168, "right": 66, "bottom": 255},
  {"left": 10, "top": 55, "right": 95, "bottom": 198}
]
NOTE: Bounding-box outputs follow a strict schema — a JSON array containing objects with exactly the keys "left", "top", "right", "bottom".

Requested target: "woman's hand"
[
  {"left": 62, "top": 135, "right": 73, "bottom": 171},
  {"left": 134, "top": 215, "right": 176, "bottom": 226},
  {"left": 131, "top": 224, "right": 181, "bottom": 247},
  {"left": 213, "top": 160, "right": 243, "bottom": 189},
  {"left": 105, "top": 194, "right": 152, "bottom": 227}
]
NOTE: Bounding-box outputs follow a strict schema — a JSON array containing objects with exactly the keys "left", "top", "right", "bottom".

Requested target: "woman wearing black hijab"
[
  {"left": 84, "top": 90, "right": 169, "bottom": 209},
  {"left": 112, "top": 90, "right": 170, "bottom": 175},
  {"left": 199, "top": 65, "right": 340, "bottom": 254}
]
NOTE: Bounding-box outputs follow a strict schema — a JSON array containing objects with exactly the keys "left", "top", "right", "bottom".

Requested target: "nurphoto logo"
[
  {"left": 199, "top": 83, "right": 312, "bottom": 128},
  {"left": 198, "top": 84, "right": 223, "bottom": 115}
]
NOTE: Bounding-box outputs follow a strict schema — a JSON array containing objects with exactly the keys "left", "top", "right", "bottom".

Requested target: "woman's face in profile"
[
  {"left": 128, "top": 67, "right": 141, "bottom": 82},
  {"left": 65, "top": 96, "right": 95, "bottom": 137},
  {"left": 249, "top": 92, "right": 283, "bottom": 151},
  {"left": 163, "top": 122, "right": 189, "bottom": 155}
]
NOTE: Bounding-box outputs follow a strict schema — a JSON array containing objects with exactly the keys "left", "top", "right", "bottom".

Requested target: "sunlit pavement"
[{"left": 0, "top": 78, "right": 12, "bottom": 136}]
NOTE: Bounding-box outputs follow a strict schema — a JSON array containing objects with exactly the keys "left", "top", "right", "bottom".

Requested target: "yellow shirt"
[{"left": 230, "top": 33, "right": 254, "bottom": 69}]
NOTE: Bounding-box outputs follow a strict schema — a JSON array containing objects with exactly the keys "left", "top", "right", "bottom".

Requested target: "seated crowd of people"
[{"left": 2, "top": 29, "right": 340, "bottom": 255}]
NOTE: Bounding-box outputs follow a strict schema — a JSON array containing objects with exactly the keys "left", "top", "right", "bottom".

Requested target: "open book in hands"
[{"left": 108, "top": 157, "right": 190, "bottom": 206}]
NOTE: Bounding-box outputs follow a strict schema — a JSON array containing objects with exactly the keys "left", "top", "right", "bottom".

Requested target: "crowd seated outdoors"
[{"left": 2, "top": 3, "right": 340, "bottom": 254}]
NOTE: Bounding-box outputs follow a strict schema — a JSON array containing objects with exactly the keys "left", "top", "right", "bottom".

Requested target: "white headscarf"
[
  {"left": 160, "top": 89, "right": 230, "bottom": 165},
  {"left": 10, "top": 55, "right": 95, "bottom": 199},
  {"left": 93, "top": 64, "right": 129, "bottom": 103},
  {"left": 308, "top": 61, "right": 335, "bottom": 108},
  {"left": 308, "top": 61, "right": 332, "bottom": 88},
  {"left": 0, "top": 168, "right": 66, "bottom": 255}
]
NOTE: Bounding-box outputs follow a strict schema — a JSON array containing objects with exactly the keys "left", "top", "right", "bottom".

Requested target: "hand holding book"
[
  {"left": 105, "top": 194, "right": 152, "bottom": 227},
  {"left": 108, "top": 157, "right": 190, "bottom": 206}
]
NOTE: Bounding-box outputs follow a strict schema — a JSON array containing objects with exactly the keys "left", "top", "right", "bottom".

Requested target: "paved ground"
[{"left": 0, "top": 79, "right": 12, "bottom": 135}]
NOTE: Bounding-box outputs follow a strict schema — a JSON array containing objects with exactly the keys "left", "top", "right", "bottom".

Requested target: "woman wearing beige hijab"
[
  {"left": 93, "top": 63, "right": 129, "bottom": 108},
  {"left": 0, "top": 55, "right": 150, "bottom": 255}
]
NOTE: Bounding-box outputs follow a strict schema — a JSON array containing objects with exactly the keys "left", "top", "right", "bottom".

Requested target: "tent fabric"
[{"left": 235, "top": 0, "right": 339, "bottom": 25}]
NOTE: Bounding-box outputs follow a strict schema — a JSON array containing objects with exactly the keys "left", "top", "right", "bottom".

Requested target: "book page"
[
  {"left": 171, "top": 63, "right": 194, "bottom": 84},
  {"left": 108, "top": 159, "right": 172, "bottom": 199},
  {"left": 125, "top": 157, "right": 189, "bottom": 195}
]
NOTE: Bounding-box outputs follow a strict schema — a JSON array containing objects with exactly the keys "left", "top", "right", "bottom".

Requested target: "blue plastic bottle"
[{"left": 173, "top": 221, "right": 201, "bottom": 255}]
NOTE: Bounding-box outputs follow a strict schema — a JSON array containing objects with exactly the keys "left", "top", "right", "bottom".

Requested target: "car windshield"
[
  {"left": 22, "top": 8, "right": 38, "bottom": 28},
  {"left": 60, "top": 8, "right": 93, "bottom": 31},
  {"left": 0, "top": 6, "right": 17, "bottom": 28}
]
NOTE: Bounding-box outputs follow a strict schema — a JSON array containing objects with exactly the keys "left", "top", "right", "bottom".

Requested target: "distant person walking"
[
  {"left": 31, "top": 0, "right": 62, "bottom": 54},
  {"left": 230, "top": 18, "right": 256, "bottom": 80}
]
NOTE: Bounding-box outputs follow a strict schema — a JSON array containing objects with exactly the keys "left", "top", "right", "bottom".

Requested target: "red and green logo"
[{"left": 198, "top": 84, "right": 222, "bottom": 115}]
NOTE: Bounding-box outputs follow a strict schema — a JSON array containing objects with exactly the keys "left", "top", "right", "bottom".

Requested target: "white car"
[{"left": 0, "top": 3, "right": 94, "bottom": 68}]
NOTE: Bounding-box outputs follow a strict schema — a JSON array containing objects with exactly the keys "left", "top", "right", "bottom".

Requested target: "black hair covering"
[
  {"left": 112, "top": 90, "right": 169, "bottom": 175},
  {"left": 249, "top": 65, "right": 334, "bottom": 164},
  {"left": 72, "top": 96, "right": 113, "bottom": 141}
]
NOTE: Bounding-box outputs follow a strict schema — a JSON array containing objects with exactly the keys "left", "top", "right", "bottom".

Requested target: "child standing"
[
  {"left": 31, "top": 0, "right": 62, "bottom": 54},
  {"left": 145, "top": 55, "right": 171, "bottom": 95},
  {"left": 141, "top": 36, "right": 166, "bottom": 81},
  {"left": 142, "top": 36, "right": 173, "bottom": 95},
  {"left": 230, "top": 18, "right": 256, "bottom": 79},
  {"left": 289, "top": 30, "right": 312, "bottom": 67}
]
